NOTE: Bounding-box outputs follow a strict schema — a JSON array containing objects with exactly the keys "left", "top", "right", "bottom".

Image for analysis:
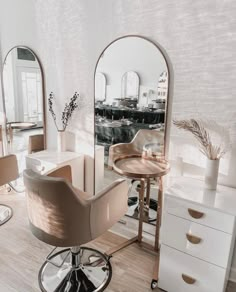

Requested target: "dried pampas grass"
[{"left": 173, "top": 119, "right": 229, "bottom": 160}]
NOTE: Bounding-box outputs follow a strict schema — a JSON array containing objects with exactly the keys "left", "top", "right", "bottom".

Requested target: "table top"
[
  {"left": 26, "top": 150, "right": 83, "bottom": 165},
  {"left": 7, "top": 122, "right": 36, "bottom": 129},
  {"left": 113, "top": 154, "right": 170, "bottom": 179},
  {"left": 166, "top": 177, "right": 236, "bottom": 216}
]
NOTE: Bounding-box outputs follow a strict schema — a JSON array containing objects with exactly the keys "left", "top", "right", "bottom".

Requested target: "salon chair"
[
  {"left": 28, "top": 134, "right": 45, "bottom": 154},
  {"left": 23, "top": 167, "right": 129, "bottom": 292},
  {"left": 0, "top": 125, "right": 3, "bottom": 155},
  {"left": 0, "top": 154, "right": 19, "bottom": 225},
  {"left": 108, "top": 129, "right": 164, "bottom": 223}
]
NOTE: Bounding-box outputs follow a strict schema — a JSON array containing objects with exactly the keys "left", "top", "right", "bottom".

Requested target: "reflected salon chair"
[
  {"left": 108, "top": 129, "right": 164, "bottom": 167},
  {"left": 28, "top": 134, "right": 45, "bottom": 154},
  {"left": 23, "top": 166, "right": 129, "bottom": 292},
  {"left": 108, "top": 129, "right": 164, "bottom": 223},
  {"left": 0, "top": 154, "right": 19, "bottom": 225}
]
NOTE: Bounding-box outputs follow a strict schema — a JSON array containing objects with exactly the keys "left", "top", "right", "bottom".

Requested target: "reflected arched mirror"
[
  {"left": 94, "top": 36, "right": 170, "bottom": 226},
  {"left": 2, "top": 46, "right": 46, "bottom": 185},
  {"left": 121, "top": 71, "right": 139, "bottom": 99},
  {"left": 157, "top": 71, "right": 168, "bottom": 98},
  {"left": 95, "top": 72, "right": 106, "bottom": 102}
]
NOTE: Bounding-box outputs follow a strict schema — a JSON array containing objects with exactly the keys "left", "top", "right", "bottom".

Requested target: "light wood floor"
[{"left": 0, "top": 191, "right": 235, "bottom": 292}]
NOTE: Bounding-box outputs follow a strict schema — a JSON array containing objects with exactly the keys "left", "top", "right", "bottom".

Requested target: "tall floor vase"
[
  {"left": 204, "top": 159, "right": 220, "bottom": 190},
  {"left": 57, "top": 130, "right": 66, "bottom": 152}
]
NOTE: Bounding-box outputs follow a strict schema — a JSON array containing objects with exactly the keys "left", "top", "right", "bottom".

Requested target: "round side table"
[
  {"left": 7, "top": 121, "right": 36, "bottom": 145},
  {"left": 105, "top": 154, "right": 170, "bottom": 289}
]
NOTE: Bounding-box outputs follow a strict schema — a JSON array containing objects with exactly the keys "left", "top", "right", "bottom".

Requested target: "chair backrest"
[
  {"left": 0, "top": 154, "right": 19, "bottom": 186},
  {"left": 130, "top": 129, "right": 164, "bottom": 152},
  {"left": 23, "top": 169, "right": 92, "bottom": 247},
  {"left": 28, "top": 134, "right": 45, "bottom": 154}
]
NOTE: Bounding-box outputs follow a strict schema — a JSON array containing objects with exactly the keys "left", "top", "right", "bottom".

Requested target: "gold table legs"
[
  {"left": 105, "top": 176, "right": 164, "bottom": 290},
  {"left": 151, "top": 177, "right": 163, "bottom": 289},
  {"left": 138, "top": 179, "right": 145, "bottom": 242},
  {"left": 105, "top": 179, "right": 145, "bottom": 257}
]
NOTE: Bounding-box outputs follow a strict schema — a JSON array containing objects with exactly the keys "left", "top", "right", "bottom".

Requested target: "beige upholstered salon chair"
[
  {"left": 0, "top": 125, "right": 3, "bottom": 155},
  {"left": 0, "top": 154, "right": 19, "bottom": 225},
  {"left": 23, "top": 167, "right": 128, "bottom": 292},
  {"left": 28, "top": 134, "right": 45, "bottom": 154}
]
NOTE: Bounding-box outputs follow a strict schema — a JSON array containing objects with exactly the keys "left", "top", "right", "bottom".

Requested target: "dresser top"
[
  {"left": 26, "top": 150, "right": 83, "bottom": 165},
  {"left": 166, "top": 177, "right": 236, "bottom": 216}
]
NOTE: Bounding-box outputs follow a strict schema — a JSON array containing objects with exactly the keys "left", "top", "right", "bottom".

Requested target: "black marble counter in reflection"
[
  {"left": 95, "top": 105, "right": 165, "bottom": 124},
  {"left": 95, "top": 105, "right": 165, "bottom": 155},
  {"left": 96, "top": 122, "right": 152, "bottom": 146}
]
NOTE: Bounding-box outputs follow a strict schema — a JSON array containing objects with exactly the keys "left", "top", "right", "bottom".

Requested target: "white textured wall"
[
  {"left": 34, "top": 0, "right": 236, "bottom": 186},
  {"left": 0, "top": 0, "right": 39, "bottom": 112},
  {"left": 1, "top": 0, "right": 236, "bottom": 280}
]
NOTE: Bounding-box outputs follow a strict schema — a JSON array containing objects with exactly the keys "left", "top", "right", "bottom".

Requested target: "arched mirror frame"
[
  {"left": 93, "top": 35, "right": 173, "bottom": 195},
  {"left": 1, "top": 45, "right": 47, "bottom": 153},
  {"left": 121, "top": 70, "right": 140, "bottom": 99}
]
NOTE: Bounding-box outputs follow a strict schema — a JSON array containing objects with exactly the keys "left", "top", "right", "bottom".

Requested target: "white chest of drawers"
[{"left": 159, "top": 177, "right": 236, "bottom": 292}]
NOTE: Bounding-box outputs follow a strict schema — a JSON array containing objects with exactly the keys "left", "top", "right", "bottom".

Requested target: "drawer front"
[
  {"left": 159, "top": 244, "right": 226, "bottom": 292},
  {"left": 165, "top": 196, "right": 234, "bottom": 234},
  {"left": 161, "top": 213, "right": 232, "bottom": 268}
]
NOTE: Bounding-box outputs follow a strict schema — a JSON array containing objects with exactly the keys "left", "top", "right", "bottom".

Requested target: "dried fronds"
[
  {"left": 173, "top": 119, "right": 229, "bottom": 160},
  {"left": 48, "top": 92, "right": 79, "bottom": 131}
]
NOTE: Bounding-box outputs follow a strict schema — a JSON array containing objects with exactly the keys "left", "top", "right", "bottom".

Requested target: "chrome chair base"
[
  {"left": 126, "top": 198, "right": 158, "bottom": 224},
  {"left": 0, "top": 204, "right": 13, "bottom": 226},
  {"left": 126, "top": 180, "right": 158, "bottom": 225},
  {"left": 39, "top": 247, "right": 112, "bottom": 292}
]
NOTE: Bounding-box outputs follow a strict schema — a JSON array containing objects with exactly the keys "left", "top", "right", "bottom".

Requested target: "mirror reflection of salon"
[
  {"left": 95, "top": 36, "right": 168, "bottom": 162},
  {"left": 94, "top": 36, "right": 170, "bottom": 226},
  {"left": 2, "top": 47, "right": 45, "bottom": 181}
]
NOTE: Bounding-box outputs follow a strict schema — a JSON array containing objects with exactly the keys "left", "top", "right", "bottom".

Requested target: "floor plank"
[{"left": 0, "top": 191, "right": 235, "bottom": 291}]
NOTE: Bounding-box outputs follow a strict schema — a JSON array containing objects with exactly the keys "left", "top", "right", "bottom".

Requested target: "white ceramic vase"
[
  {"left": 57, "top": 130, "right": 66, "bottom": 152},
  {"left": 204, "top": 158, "right": 220, "bottom": 190}
]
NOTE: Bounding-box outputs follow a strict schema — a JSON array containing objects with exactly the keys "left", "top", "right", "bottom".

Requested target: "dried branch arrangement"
[
  {"left": 173, "top": 119, "right": 229, "bottom": 160},
  {"left": 48, "top": 92, "right": 79, "bottom": 131}
]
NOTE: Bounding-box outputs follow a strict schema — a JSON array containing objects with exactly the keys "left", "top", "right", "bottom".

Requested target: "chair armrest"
[
  {"left": 89, "top": 178, "right": 129, "bottom": 239},
  {"left": 46, "top": 165, "right": 72, "bottom": 183}
]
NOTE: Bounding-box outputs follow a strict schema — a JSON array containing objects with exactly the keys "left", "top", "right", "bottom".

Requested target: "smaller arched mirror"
[
  {"left": 2, "top": 46, "right": 46, "bottom": 181},
  {"left": 157, "top": 71, "right": 168, "bottom": 98},
  {"left": 95, "top": 72, "right": 106, "bottom": 102},
  {"left": 121, "top": 71, "right": 140, "bottom": 99}
]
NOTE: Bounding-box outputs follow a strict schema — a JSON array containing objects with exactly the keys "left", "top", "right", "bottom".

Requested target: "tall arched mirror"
[
  {"left": 2, "top": 46, "right": 46, "bottom": 181},
  {"left": 94, "top": 36, "right": 170, "bottom": 226}
]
